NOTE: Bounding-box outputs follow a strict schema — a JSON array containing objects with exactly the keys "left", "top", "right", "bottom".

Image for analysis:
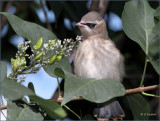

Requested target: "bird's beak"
[{"left": 76, "top": 22, "right": 84, "bottom": 27}]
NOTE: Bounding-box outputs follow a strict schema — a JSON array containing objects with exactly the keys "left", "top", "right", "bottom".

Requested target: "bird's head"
[{"left": 76, "top": 11, "right": 108, "bottom": 39}]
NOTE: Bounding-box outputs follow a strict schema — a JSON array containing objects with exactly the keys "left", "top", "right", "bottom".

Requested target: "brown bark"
[{"left": 1, "top": 85, "right": 159, "bottom": 110}]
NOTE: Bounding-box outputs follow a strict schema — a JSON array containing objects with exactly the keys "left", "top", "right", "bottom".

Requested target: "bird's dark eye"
[{"left": 83, "top": 23, "right": 97, "bottom": 29}]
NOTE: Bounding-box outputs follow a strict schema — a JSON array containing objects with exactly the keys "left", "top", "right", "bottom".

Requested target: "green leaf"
[
  {"left": 29, "top": 95, "right": 67, "bottom": 119},
  {"left": 0, "top": 61, "right": 34, "bottom": 100},
  {"left": 126, "top": 93, "right": 150, "bottom": 120},
  {"left": 61, "top": 69, "right": 125, "bottom": 105},
  {"left": 154, "top": 6, "right": 160, "bottom": 18},
  {"left": 43, "top": 57, "right": 72, "bottom": 78},
  {"left": 7, "top": 100, "right": 44, "bottom": 120},
  {"left": 0, "top": 61, "right": 7, "bottom": 82},
  {"left": 122, "top": 1, "right": 160, "bottom": 74},
  {"left": 1, "top": 79, "right": 35, "bottom": 101},
  {"left": 0, "top": 12, "right": 57, "bottom": 56},
  {"left": 149, "top": 22, "right": 159, "bottom": 73}
]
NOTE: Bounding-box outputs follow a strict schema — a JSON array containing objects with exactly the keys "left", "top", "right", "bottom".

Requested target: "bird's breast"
[{"left": 74, "top": 38, "right": 123, "bottom": 81}]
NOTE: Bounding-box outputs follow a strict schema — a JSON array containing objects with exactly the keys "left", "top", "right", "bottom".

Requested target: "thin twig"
[
  {"left": 1, "top": 105, "right": 7, "bottom": 110},
  {"left": 90, "top": 1, "right": 99, "bottom": 12},
  {"left": 125, "top": 85, "right": 159, "bottom": 94},
  {"left": 90, "top": 0, "right": 109, "bottom": 17},
  {"left": 1, "top": 110, "right": 6, "bottom": 119},
  {"left": 40, "top": 0, "right": 52, "bottom": 31},
  {"left": 51, "top": 97, "right": 84, "bottom": 103},
  {"left": 98, "top": 1, "right": 109, "bottom": 17},
  {"left": 63, "top": 104, "right": 81, "bottom": 120},
  {"left": 140, "top": 57, "right": 148, "bottom": 86},
  {"left": 52, "top": 85, "right": 159, "bottom": 103},
  {"left": 1, "top": 1, "right": 13, "bottom": 30},
  {"left": 1, "top": 85, "right": 159, "bottom": 110}
]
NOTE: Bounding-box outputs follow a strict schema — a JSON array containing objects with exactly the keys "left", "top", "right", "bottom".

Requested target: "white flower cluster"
[
  {"left": 9, "top": 36, "right": 83, "bottom": 82},
  {"left": 18, "top": 75, "right": 26, "bottom": 83},
  {"left": 42, "top": 36, "right": 82, "bottom": 57},
  {"left": 76, "top": 35, "right": 82, "bottom": 41},
  {"left": 16, "top": 41, "right": 31, "bottom": 58}
]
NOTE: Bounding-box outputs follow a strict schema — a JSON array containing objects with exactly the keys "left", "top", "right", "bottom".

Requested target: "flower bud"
[
  {"left": 56, "top": 55, "right": 62, "bottom": 62},
  {"left": 21, "top": 57, "right": 26, "bottom": 66},
  {"left": 11, "top": 58, "right": 17, "bottom": 70},
  {"left": 36, "top": 37, "right": 43, "bottom": 50},
  {"left": 11, "top": 57, "right": 27, "bottom": 70},
  {"left": 49, "top": 55, "right": 57, "bottom": 65},
  {"left": 20, "top": 57, "right": 26, "bottom": 71},
  {"left": 59, "top": 52, "right": 64, "bottom": 56},
  {"left": 34, "top": 52, "right": 44, "bottom": 60},
  {"left": 52, "top": 40, "right": 56, "bottom": 46}
]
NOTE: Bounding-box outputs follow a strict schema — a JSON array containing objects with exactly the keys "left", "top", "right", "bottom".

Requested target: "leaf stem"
[
  {"left": 1, "top": 110, "right": 6, "bottom": 119},
  {"left": 56, "top": 77, "right": 61, "bottom": 98},
  {"left": 142, "top": 92, "right": 160, "bottom": 98},
  {"left": 21, "top": 69, "right": 32, "bottom": 74},
  {"left": 63, "top": 104, "right": 81, "bottom": 120},
  {"left": 140, "top": 57, "right": 148, "bottom": 87}
]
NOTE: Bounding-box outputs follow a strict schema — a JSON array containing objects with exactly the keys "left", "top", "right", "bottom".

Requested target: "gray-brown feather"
[
  {"left": 74, "top": 11, "right": 125, "bottom": 119},
  {"left": 74, "top": 37, "right": 125, "bottom": 81}
]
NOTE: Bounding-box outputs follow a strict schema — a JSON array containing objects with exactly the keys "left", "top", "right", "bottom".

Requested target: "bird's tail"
[{"left": 93, "top": 99, "right": 125, "bottom": 120}]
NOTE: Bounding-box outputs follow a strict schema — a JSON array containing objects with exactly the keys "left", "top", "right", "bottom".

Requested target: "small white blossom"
[
  {"left": 20, "top": 75, "right": 23, "bottom": 79},
  {"left": 33, "top": 45, "right": 37, "bottom": 49},
  {"left": 57, "top": 40, "right": 61, "bottom": 46},
  {"left": 44, "top": 43, "right": 48, "bottom": 49},
  {"left": 54, "top": 43, "right": 58, "bottom": 47},
  {"left": 67, "top": 39, "right": 71, "bottom": 43}
]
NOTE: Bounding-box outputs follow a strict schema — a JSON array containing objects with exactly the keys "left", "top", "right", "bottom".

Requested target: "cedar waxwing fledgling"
[{"left": 74, "top": 11, "right": 125, "bottom": 120}]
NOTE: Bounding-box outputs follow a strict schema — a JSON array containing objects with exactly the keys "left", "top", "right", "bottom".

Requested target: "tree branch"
[
  {"left": 125, "top": 85, "right": 159, "bottom": 94},
  {"left": 90, "top": 0, "right": 109, "bottom": 17},
  {"left": 0, "top": 105, "right": 7, "bottom": 110},
  {"left": 40, "top": 0, "right": 52, "bottom": 31},
  {"left": 52, "top": 85, "right": 159, "bottom": 103},
  {"left": 1, "top": 1, "right": 13, "bottom": 30},
  {"left": 98, "top": 1, "right": 109, "bottom": 17},
  {"left": 1, "top": 85, "right": 159, "bottom": 110},
  {"left": 90, "top": 1, "right": 99, "bottom": 12}
]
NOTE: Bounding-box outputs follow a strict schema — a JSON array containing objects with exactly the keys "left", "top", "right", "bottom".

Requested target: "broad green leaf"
[
  {"left": 0, "top": 61, "right": 34, "bottom": 100},
  {"left": 30, "top": 95, "right": 67, "bottom": 119},
  {"left": 122, "top": 1, "right": 160, "bottom": 74},
  {"left": 0, "top": 12, "right": 57, "bottom": 55},
  {"left": 0, "top": 61, "right": 7, "bottom": 82},
  {"left": 126, "top": 93, "right": 150, "bottom": 120},
  {"left": 1, "top": 78, "right": 34, "bottom": 100},
  {"left": 154, "top": 6, "right": 160, "bottom": 18},
  {"left": 61, "top": 69, "right": 125, "bottom": 105},
  {"left": 7, "top": 100, "right": 43, "bottom": 120},
  {"left": 149, "top": 22, "right": 159, "bottom": 73},
  {"left": 43, "top": 57, "right": 72, "bottom": 78}
]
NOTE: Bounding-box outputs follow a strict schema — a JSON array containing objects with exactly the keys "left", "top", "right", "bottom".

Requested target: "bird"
[{"left": 74, "top": 11, "right": 125, "bottom": 120}]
